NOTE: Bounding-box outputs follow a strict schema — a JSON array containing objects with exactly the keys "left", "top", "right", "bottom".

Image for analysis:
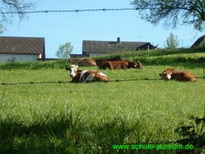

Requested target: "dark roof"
[
  {"left": 0, "top": 36, "right": 45, "bottom": 55},
  {"left": 70, "top": 54, "right": 89, "bottom": 58},
  {"left": 191, "top": 35, "right": 205, "bottom": 48},
  {"left": 82, "top": 40, "right": 156, "bottom": 54}
]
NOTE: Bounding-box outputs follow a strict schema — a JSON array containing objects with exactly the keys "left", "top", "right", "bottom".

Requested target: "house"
[
  {"left": 191, "top": 35, "right": 205, "bottom": 48},
  {"left": 0, "top": 36, "right": 45, "bottom": 62},
  {"left": 82, "top": 37, "right": 157, "bottom": 57}
]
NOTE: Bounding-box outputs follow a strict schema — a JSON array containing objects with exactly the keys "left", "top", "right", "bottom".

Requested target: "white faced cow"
[
  {"left": 65, "top": 65, "right": 109, "bottom": 83},
  {"left": 159, "top": 68, "right": 197, "bottom": 82}
]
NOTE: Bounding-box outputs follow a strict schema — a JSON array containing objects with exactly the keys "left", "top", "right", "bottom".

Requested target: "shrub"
[{"left": 175, "top": 115, "right": 205, "bottom": 153}]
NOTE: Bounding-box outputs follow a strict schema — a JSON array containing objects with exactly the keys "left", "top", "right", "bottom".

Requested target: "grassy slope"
[
  {"left": 96, "top": 47, "right": 205, "bottom": 67},
  {"left": 0, "top": 48, "right": 204, "bottom": 153}
]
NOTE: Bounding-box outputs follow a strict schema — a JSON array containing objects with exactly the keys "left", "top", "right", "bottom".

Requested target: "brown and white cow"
[
  {"left": 99, "top": 60, "right": 143, "bottom": 70},
  {"left": 159, "top": 68, "right": 197, "bottom": 82},
  {"left": 65, "top": 65, "right": 109, "bottom": 83}
]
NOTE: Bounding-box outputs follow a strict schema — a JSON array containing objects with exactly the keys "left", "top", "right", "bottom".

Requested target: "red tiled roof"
[{"left": 0, "top": 36, "right": 45, "bottom": 55}]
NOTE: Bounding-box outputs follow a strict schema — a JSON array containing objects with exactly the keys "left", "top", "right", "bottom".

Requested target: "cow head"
[
  {"left": 159, "top": 68, "right": 175, "bottom": 80},
  {"left": 128, "top": 61, "right": 143, "bottom": 69},
  {"left": 65, "top": 65, "right": 79, "bottom": 78},
  {"left": 135, "top": 61, "right": 143, "bottom": 69}
]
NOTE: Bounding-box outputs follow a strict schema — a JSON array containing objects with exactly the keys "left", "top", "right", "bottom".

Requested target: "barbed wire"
[
  {"left": 2, "top": 8, "right": 139, "bottom": 14},
  {"left": 0, "top": 78, "right": 160, "bottom": 86},
  {"left": 0, "top": 77, "right": 204, "bottom": 86}
]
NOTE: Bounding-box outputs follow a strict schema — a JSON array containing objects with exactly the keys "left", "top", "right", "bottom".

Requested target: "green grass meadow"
[{"left": 0, "top": 49, "right": 205, "bottom": 153}]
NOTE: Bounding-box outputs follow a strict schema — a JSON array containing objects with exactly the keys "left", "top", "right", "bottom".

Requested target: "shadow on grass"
[
  {"left": 0, "top": 112, "right": 87, "bottom": 153},
  {"left": 1, "top": 112, "right": 201, "bottom": 153},
  {"left": 175, "top": 115, "right": 205, "bottom": 154},
  {"left": 0, "top": 114, "right": 169, "bottom": 153}
]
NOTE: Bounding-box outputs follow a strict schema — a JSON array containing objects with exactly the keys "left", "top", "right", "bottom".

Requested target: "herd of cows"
[{"left": 65, "top": 56, "right": 197, "bottom": 83}]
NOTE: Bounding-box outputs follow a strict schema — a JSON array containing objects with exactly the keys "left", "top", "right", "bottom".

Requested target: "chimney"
[{"left": 117, "top": 37, "right": 120, "bottom": 44}]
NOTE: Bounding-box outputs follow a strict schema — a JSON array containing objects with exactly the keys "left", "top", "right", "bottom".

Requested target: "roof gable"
[
  {"left": 0, "top": 36, "right": 45, "bottom": 55},
  {"left": 191, "top": 35, "right": 205, "bottom": 48}
]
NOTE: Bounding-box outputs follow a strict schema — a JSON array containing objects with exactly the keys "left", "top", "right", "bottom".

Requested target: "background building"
[
  {"left": 82, "top": 37, "right": 157, "bottom": 57},
  {"left": 0, "top": 36, "right": 45, "bottom": 62}
]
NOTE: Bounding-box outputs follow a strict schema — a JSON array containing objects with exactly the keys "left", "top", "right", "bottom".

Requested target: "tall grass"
[{"left": 0, "top": 64, "right": 204, "bottom": 153}]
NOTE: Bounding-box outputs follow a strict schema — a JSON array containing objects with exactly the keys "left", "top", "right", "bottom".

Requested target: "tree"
[
  {"left": 165, "top": 33, "right": 179, "bottom": 49},
  {"left": 0, "top": 0, "right": 34, "bottom": 33},
  {"left": 56, "top": 42, "right": 73, "bottom": 59},
  {"left": 131, "top": 0, "right": 205, "bottom": 31}
]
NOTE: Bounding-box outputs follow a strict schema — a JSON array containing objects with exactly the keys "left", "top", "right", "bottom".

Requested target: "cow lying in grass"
[
  {"left": 65, "top": 65, "right": 109, "bottom": 83},
  {"left": 95, "top": 55, "right": 123, "bottom": 66},
  {"left": 77, "top": 58, "right": 97, "bottom": 66},
  {"left": 159, "top": 68, "right": 197, "bottom": 82},
  {"left": 99, "top": 60, "right": 143, "bottom": 70},
  {"left": 69, "top": 58, "right": 97, "bottom": 66}
]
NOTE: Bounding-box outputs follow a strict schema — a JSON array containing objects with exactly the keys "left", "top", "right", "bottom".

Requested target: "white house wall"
[{"left": 0, "top": 54, "right": 39, "bottom": 63}]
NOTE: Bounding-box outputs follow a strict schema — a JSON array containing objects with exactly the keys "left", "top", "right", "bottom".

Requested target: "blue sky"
[{"left": 2, "top": 0, "right": 204, "bottom": 58}]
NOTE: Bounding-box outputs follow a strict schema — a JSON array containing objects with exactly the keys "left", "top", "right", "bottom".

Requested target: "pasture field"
[{"left": 0, "top": 62, "right": 204, "bottom": 153}]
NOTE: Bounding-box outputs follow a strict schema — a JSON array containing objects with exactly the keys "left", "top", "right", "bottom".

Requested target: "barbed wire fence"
[{"left": 0, "top": 7, "right": 204, "bottom": 153}]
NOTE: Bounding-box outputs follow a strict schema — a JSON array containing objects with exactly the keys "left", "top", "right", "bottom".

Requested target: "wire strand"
[
  {"left": 2, "top": 8, "right": 138, "bottom": 14},
  {"left": 0, "top": 77, "right": 204, "bottom": 86}
]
